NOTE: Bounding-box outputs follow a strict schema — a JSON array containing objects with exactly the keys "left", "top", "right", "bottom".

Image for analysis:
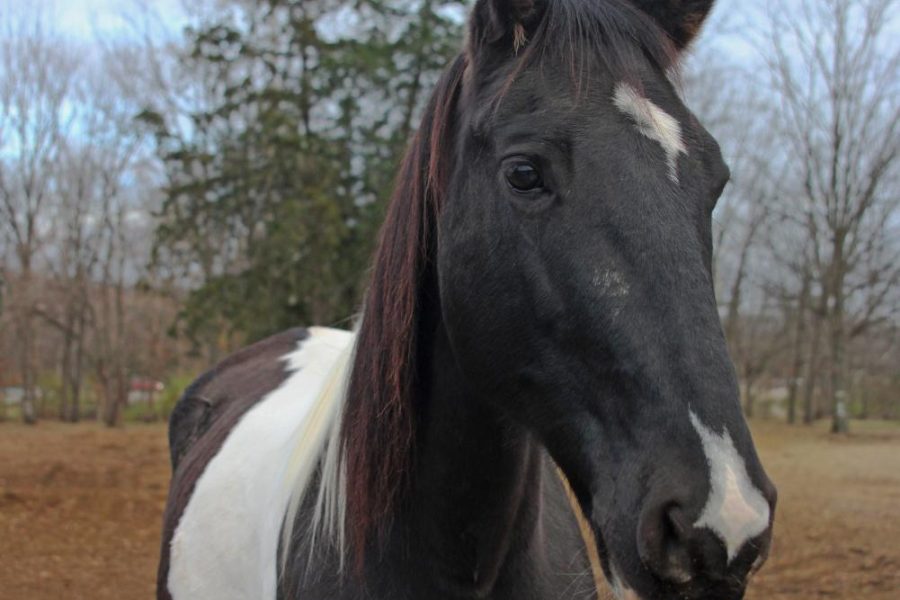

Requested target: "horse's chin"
[
  {"left": 596, "top": 536, "right": 751, "bottom": 600},
  {"left": 605, "top": 558, "right": 643, "bottom": 600},
  {"left": 605, "top": 566, "right": 753, "bottom": 600},
  {"left": 608, "top": 576, "right": 644, "bottom": 600}
]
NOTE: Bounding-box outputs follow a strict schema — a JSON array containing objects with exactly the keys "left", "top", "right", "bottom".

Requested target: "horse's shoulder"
[
  {"left": 159, "top": 327, "right": 315, "bottom": 600},
  {"left": 168, "top": 327, "right": 310, "bottom": 470}
]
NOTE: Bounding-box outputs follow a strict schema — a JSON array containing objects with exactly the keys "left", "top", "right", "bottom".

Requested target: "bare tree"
[
  {"left": 80, "top": 56, "right": 149, "bottom": 426},
  {"left": 0, "top": 9, "right": 79, "bottom": 422},
  {"left": 39, "top": 87, "right": 115, "bottom": 422},
  {"left": 684, "top": 18, "right": 794, "bottom": 419},
  {"left": 766, "top": 0, "right": 900, "bottom": 432}
]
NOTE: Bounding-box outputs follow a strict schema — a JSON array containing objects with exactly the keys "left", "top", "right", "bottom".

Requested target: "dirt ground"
[{"left": 1, "top": 420, "right": 898, "bottom": 599}]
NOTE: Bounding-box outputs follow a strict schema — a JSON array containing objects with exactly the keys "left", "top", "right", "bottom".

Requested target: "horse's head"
[{"left": 436, "top": 1, "right": 776, "bottom": 598}]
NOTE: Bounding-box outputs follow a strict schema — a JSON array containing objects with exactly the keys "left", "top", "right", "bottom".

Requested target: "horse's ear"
[
  {"left": 469, "top": 0, "right": 547, "bottom": 52},
  {"left": 628, "top": 0, "right": 717, "bottom": 50}
]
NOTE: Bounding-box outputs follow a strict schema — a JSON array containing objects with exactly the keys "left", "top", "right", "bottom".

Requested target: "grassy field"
[{"left": 1, "top": 419, "right": 898, "bottom": 599}]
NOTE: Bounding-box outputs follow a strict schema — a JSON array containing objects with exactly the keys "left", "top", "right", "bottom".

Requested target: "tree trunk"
[
  {"left": 101, "top": 379, "right": 118, "bottom": 426},
  {"left": 59, "top": 333, "right": 72, "bottom": 421},
  {"left": 859, "top": 382, "right": 869, "bottom": 420},
  {"left": 17, "top": 266, "right": 37, "bottom": 425},
  {"left": 68, "top": 312, "right": 86, "bottom": 423},
  {"left": 20, "top": 335, "right": 37, "bottom": 423},
  {"left": 105, "top": 374, "right": 127, "bottom": 427},
  {"left": 829, "top": 236, "right": 849, "bottom": 435},
  {"left": 100, "top": 225, "right": 129, "bottom": 429},
  {"left": 786, "top": 270, "right": 811, "bottom": 424},
  {"left": 802, "top": 300, "right": 826, "bottom": 424},
  {"left": 743, "top": 370, "right": 757, "bottom": 418}
]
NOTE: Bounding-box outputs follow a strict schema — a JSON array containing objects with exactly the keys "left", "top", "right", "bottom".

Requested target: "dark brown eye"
[{"left": 505, "top": 161, "right": 543, "bottom": 192}]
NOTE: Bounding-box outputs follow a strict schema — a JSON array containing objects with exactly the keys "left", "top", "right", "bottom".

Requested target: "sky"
[
  {"left": 51, "top": 0, "right": 189, "bottom": 41},
  {"left": 40, "top": 0, "right": 900, "bottom": 47},
  {"left": 46, "top": 0, "right": 757, "bottom": 58}
]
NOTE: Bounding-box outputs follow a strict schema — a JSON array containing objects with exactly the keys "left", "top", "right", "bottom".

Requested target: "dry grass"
[{"left": 1, "top": 419, "right": 898, "bottom": 599}]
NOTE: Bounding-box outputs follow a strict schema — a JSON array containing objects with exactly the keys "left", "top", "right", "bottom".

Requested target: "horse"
[{"left": 157, "top": 1, "right": 777, "bottom": 598}]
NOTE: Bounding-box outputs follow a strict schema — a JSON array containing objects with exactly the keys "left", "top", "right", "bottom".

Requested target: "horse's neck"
[{"left": 383, "top": 324, "right": 545, "bottom": 597}]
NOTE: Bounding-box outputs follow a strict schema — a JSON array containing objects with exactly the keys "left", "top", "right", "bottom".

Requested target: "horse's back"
[
  {"left": 166, "top": 328, "right": 310, "bottom": 470},
  {"left": 158, "top": 326, "right": 354, "bottom": 600}
]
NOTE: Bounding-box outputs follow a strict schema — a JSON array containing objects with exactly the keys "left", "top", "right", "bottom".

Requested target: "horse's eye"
[{"left": 505, "top": 161, "right": 543, "bottom": 192}]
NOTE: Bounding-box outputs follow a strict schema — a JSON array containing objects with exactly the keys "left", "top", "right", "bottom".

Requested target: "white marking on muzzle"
[
  {"left": 613, "top": 82, "right": 687, "bottom": 183},
  {"left": 689, "top": 411, "right": 770, "bottom": 563}
]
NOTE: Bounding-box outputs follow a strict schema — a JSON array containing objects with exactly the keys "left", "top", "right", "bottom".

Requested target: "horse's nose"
[{"left": 636, "top": 483, "right": 776, "bottom": 590}]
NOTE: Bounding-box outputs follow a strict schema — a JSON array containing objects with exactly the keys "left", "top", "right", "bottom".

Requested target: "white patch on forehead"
[
  {"left": 613, "top": 82, "right": 687, "bottom": 183},
  {"left": 690, "top": 411, "right": 771, "bottom": 563}
]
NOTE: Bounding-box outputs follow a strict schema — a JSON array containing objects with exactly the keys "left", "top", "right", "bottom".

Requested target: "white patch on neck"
[
  {"left": 689, "top": 411, "right": 770, "bottom": 563},
  {"left": 167, "top": 327, "right": 354, "bottom": 600},
  {"left": 613, "top": 82, "right": 687, "bottom": 183}
]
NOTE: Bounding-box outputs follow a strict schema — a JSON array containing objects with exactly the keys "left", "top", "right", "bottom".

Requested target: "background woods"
[{"left": 0, "top": 0, "right": 897, "bottom": 428}]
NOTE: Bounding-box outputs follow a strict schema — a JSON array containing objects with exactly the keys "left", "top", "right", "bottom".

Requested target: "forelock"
[{"left": 472, "top": 0, "right": 678, "bottom": 95}]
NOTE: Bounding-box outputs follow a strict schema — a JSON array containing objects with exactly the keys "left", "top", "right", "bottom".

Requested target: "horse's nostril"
[
  {"left": 637, "top": 498, "right": 772, "bottom": 589},
  {"left": 637, "top": 502, "right": 696, "bottom": 584},
  {"left": 661, "top": 505, "right": 696, "bottom": 583}
]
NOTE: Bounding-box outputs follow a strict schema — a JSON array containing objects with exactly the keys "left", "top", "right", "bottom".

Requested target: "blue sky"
[
  {"left": 52, "top": 0, "right": 755, "bottom": 59},
  {"left": 54, "top": 0, "right": 188, "bottom": 40}
]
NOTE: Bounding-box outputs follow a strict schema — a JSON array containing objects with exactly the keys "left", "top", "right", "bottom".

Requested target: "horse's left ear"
[
  {"left": 469, "top": 0, "right": 547, "bottom": 52},
  {"left": 629, "top": 0, "right": 717, "bottom": 50}
]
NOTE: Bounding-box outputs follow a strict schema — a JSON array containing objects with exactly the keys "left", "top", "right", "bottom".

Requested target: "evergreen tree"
[{"left": 144, "top": 0, "right": 466, "bottom": 352}]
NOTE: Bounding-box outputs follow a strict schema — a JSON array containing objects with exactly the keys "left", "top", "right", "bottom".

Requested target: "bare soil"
[
  {"left": 0, "top": 423, "right": 168, "bottom": 600},
  {"left": 743, "top": 421, "right": 900, "bottom": 600},
  {"left": 1, "top": 420, "right": 898, "bottom": 599}
]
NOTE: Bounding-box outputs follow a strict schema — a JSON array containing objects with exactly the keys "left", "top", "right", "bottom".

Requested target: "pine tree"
[{"left": 144, "top": 0, "right": 467, "bottom": 353}]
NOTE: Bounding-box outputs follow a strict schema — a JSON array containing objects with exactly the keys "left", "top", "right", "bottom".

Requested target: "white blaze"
[
  {"left": 613, "top": 82, "right": 687, "bottom": 183},
  {"left": 689, "top": 411, "right": 770, "bottom": 563}
]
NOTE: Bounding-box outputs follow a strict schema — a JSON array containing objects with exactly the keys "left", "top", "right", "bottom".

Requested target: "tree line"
[
  {"left": 0, "top": 0, "right": 897, "bottom": 429},
  {"left": 694, "top": 0, "right": 899, "bottom": 431}
]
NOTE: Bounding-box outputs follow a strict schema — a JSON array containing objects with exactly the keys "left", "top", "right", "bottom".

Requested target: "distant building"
[
  {"left": 1, "top": 386, "right": 25, "bottom": 406},
  {"left": 127, "top": 378, "right": 165, "bottom": 406}
]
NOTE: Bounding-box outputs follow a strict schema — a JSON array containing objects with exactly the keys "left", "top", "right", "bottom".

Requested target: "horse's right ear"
[
  {"left": 627, "top": 0, "right": 717, "bottom": 50},
  {"left": 469, "top": 0, "right": 547, "bottom": 53}
]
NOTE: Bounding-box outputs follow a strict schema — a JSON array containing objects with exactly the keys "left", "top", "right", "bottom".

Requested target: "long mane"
[
  {"left": 282, "top": 0, "right": 678, "bottom": 576},
  {"left": 335, "top": 0, "right": 676, "bottom": 566},
  {"left": 339, "top": 54, "right": 468, "bottom": 568}
]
